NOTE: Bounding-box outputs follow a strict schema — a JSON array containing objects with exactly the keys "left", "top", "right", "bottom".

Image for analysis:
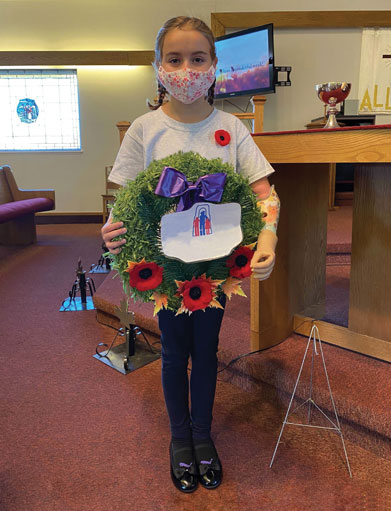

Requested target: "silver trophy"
[{"left": 315, "top": 82, "right": 352, "bottom": 129}]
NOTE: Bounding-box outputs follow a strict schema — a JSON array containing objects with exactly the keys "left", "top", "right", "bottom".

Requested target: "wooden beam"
[
  {"left": 0, "top": 51, "right": 154, "bottom": 66},
  {"left": 211, "top": 11, "right": 391, "bottom": 33},
  {"left": 294, "top": 314, "right": 391, "bottom": 362}
]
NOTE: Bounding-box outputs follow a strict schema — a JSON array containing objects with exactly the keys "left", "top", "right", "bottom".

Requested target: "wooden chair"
[
  {"left": 232, "top": 95, "right": 266, "bottom": 133},
  {"left": 102, "top": 165, "right": 121, "bottom": 223},
  {"left": 102, "top": 121, "right": 131, "bottom": 223}
]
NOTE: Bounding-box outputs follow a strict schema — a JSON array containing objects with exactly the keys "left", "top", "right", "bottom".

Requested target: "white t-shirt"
[{"left": 108, "top": 107, "right": 274, "bottom": 186}]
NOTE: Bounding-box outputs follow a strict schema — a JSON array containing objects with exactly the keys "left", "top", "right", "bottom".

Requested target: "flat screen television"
[{"left": 214, "top": 23, "right": 275, "bottom": 99}]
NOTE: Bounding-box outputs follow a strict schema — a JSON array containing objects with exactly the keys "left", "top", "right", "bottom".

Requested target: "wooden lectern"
[{"left": 251, "top": 125, "right": 391, "bottom": 362}]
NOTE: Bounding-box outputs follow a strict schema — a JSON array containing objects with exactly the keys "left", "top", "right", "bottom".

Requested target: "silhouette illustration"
[{"left": 193, "top": 204, "right": 212, "bottom": 236}]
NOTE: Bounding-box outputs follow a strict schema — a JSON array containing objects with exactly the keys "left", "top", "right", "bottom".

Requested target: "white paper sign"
[{"left": 160, "top": 202, "right": 242, "bottom": 263}]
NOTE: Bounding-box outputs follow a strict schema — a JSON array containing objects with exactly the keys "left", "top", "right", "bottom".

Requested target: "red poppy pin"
[
  {"left": 226, "top": 245, "right": 254, "bottom": 279},
  {"left": 126, "top": 258, "right": 163, "bottom": 291},
  {"left": 214, "top": 129, "right": 231, "bottom": 146},
  {"left": 175, "top": 274, "right": 224, "bottom": 314}
]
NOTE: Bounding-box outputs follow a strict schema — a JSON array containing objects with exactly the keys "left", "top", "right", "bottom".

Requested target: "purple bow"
[{"left": 154, "top": 166, "right": 227, "bottom": 212}]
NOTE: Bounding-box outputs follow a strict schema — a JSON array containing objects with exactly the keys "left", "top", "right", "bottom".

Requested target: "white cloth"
[
  {"left": 358, "top": 28, "right": 391, "bottom": 114},
  {"left": 108, "top": 107, "right": 274, "bottom": 186}
]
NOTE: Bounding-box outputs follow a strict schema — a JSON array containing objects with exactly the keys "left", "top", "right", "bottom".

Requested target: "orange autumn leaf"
[
  {"left": 151, "top": 292, "right": 168, "bottom": 316},
  {"left": 222, "top": 277, "right": 247, "bottom": 300},
  {"left": 175, "top": 302, "right": 189, "bottom": 316},
  {"left": 125, "top": 258, "right": 146, "bottom": 273},
  {"left": 209, "top": 298, "right": 225, "bottom": 310}
]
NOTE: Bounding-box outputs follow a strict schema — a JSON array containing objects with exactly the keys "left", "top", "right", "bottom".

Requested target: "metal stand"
[
  {"left": 60, "top": 259, "right": 96, "bottom": 310},
  {"left": 269, "top": 324, "right": 352, "bottom": 478},
  {"left": 89, "top": 244, "right": 112, "bottom": 274},
  {"left": 94, "top": 324, "right": 160, "bottom": 375}
]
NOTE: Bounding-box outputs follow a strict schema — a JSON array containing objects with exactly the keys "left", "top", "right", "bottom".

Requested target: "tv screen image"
[{"left": 215, "top": 24, "right": 275, "bottom": 99}]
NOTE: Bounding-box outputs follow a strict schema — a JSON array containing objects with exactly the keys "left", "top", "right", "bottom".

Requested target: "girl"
[{"left": 101, "top": 16, "right": 280, "bottom": 493}]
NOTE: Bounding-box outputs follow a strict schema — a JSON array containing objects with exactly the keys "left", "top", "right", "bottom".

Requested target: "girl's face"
[{"left": 160, "top": 28, "right": 217, "bottom": 72}]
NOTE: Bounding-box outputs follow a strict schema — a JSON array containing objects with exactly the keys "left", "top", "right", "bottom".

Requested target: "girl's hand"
[{"left": 101, "top": 212, "right": 127, "bottom": 255}]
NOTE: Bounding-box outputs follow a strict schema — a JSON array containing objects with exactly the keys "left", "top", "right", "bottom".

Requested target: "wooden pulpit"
[{"left": 251, "top": 125, "right": 391, "bottom": 362}]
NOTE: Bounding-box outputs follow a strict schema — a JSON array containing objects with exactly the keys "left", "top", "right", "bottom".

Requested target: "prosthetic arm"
[{"left": 251, "top": 184, "right": 280, "bottom": 281}]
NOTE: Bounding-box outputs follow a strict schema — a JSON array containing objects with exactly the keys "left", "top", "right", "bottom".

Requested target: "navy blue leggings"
[{"left": 157, "top": 297, "right": 226, "bottom": 440}]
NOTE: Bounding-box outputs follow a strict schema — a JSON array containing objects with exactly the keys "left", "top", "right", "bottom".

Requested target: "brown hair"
[{"left": 148, "top": 16, "right": 216, "bottom": 110}]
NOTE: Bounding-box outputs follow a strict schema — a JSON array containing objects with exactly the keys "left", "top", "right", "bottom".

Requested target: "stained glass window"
[{"left": 0, "top": 69, "right": 81, "bottom": 151}]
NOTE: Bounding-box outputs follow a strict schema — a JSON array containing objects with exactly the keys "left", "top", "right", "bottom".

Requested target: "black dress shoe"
[
  {"left": 169, "top": 441, "right": 198, "bottom": 493},
  {"left": 194, "top": 440, "right": 222, "bottom": 489}
]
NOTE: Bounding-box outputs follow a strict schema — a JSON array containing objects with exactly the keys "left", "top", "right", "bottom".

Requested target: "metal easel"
[{"left": 269, "top": 323, "right": 352, "bottom": 478}]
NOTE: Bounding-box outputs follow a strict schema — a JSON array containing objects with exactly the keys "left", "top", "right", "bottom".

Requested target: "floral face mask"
[{"left": 157, "top": 64, "right": 216, "bottom": 104}]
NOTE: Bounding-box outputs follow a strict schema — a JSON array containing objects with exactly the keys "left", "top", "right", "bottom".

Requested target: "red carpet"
[{"left": 1, "top": 219, "right": 391, "bottom": 511}]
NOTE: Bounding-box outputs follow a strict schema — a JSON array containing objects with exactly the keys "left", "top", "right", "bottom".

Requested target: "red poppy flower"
[
  {"left": 226, "top": 245, "right": 254, "bottom": 279},
  {"left": 215, "top": 129, "right": 231, "bottom": 146},
  {"left": 126, "top": 258, "right": 163, "bottom": 291},
  {"left": 175, "top": 274, "right": 224, "bottom": 313}
]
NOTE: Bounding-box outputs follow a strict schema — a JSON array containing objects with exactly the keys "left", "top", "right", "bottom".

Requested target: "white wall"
[{"left": 0, "top": 0, "right": 390, "bottom": 213}]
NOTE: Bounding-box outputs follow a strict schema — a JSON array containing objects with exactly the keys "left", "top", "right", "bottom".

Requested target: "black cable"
[
  {"left": 95, "top": 312, "right": 122, "bottom": 332},
  {"left": 217, "top": 339, "right": 285, "bottom": 374},
  {"left": 216, "top": 318, "right": 316, "bottom": 374}
]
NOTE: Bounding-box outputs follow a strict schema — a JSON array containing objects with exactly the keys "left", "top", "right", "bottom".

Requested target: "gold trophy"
[{"left": 315, "top": 82, "right": 352, "bottom": 129}]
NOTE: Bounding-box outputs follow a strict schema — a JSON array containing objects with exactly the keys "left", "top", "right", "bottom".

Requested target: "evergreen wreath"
[{"left": 110, "top": 151, "right": 264, "bottom": 315}]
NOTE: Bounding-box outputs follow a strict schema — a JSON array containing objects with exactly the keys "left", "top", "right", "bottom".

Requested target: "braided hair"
[
  {"left": 207, "top": 79, "right": 216, "bottom": 106},
  {"left": 147, "top": 82, "right": 168, "bottom": 110}
]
